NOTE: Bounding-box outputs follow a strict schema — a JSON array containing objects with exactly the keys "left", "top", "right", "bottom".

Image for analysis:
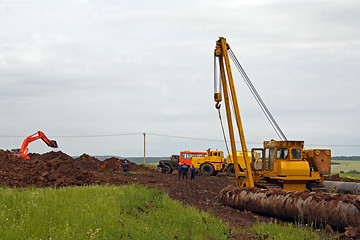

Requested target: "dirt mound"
[
  {"left": 74, "top": 154, "right": 101, "bottom": 171},
  {"left": 98, "top": 157, "right": 148, "bottom": 172},
  {"left": 0, "top": 150, "right": 152, "bottom": 188},
  {"left": 0, "top": 150, "right": 96, "bottom": 187},
  {"left": 325, "top": 174, "right": 360, "bottom": 183}
]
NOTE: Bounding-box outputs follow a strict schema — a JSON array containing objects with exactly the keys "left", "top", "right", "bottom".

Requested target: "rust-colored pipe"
[
  {"left": 220, "top": 186, "right": 360, "bottom": 229},
  {"left": 324, "top": 181, "right": 360, "bottom": 195}
]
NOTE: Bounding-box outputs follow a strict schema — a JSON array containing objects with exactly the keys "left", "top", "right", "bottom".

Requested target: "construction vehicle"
[
  {"left": 179, "top": 151, "right": 206, "bottom": 166},
  {"left": 214, "top": 37, "right": 360, "bottom": 229},
  {"left": 157, "top": 155, "right": 179, "bottom": 173},
  {"left": 224, "top": 151, "right": 250, "bottom": 177},
  {"left": 213, "top": 37, "right": 331, "bottom": 190},
  {"left": 191, "top": 149, "right": 249, "bottom": 176},
  {"left": 13, "top": 131, "right": 58, "bottom": 160},
  {"left": 157, "top": 151, "right": 206, "bottom": 174},
  {"left": 192, "top": 149, "right": 226, "bottom": 176}
]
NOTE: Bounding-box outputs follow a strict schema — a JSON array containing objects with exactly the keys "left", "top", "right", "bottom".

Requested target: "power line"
[
  {"left": 0, "top": 133, "right": 142, "bottom": 138},
  {"left": 0, "top": 133, "right": 359, "bottom": 147},
  {"left": 53, "top": 133, "right": 142, "bottom": 138}
]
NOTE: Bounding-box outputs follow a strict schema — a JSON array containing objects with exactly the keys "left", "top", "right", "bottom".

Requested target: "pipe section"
[
  {"left": 324, "top": 181, "right": 360, "bottom": 195},
  {"left": 220, "top": 186, "right": 360, "bottom": 229}
]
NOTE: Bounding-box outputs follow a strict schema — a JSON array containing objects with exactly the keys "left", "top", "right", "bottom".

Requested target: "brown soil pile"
[
  {"left": 0, "top": 150, "right": 150, "bottom": 187},
  {"left": 325, "top": 174, "right": 360, "bottom": 183}
]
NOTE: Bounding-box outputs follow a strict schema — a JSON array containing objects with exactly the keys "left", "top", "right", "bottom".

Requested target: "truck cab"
[
  {"left": 157, "top": 155, "right": 179, "bottom": 173},
  {"left": 192, "top": 149, "right": 226, "bottom": 176}
]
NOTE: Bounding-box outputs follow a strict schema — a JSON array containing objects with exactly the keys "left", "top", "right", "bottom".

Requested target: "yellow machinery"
[
  {"left": 225, "top": 151, "right": 250, "bottom": 177},
  {"left": 214, "top": 37, "right": 331, "bottom": 191},
  {"left": 192, "top": 149, "right": 250, "bottom": 176},
  {"left": 215, "top": 38, "right": 360, "bottom": 231},
  {"left": 192, "top": 149, "right": 225, "bottom": 176}
]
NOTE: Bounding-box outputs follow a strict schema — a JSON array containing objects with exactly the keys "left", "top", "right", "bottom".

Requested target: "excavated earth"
[{"left": 0, "top": 150, "right": 358, "bottom": 239}]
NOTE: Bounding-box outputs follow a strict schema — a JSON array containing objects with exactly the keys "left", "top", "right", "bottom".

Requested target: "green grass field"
[
  {"left": 331, "top": 160, "right": 360, "bottom": 173},
  {"left": 0, "top": 185, "right": 230, "bottom": 239},
  {"left": 250, "top": 220, "right": 335, "bottom": 240},
  {"left": 0, "top": 185, "right": 335, "bottom": 239},
  {"left": 140, "top": 163, "right": 158, "bottom": 169}
]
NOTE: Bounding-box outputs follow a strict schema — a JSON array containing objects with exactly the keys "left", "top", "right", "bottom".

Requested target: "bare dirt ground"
[{"left": 0, "top": 150, "right": 358, "bottom": 239}]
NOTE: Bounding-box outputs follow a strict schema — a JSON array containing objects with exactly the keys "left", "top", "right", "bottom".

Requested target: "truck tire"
[
  {"left": 227, "top": 165, "right": 235, "bottom": 177},
  {"left": 201, "top": 163, "right": 215, "bottom": 176},
  {"left": 227, "top": 164, "right": 244, "bottom": 177},
  {"left": 164, "top": 165, "right": 173, "bottom": 174}
]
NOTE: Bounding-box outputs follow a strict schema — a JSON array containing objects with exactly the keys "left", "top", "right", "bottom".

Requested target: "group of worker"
[
  {"left": 179, "top": 163, "right": 195, "bottom": 180},
  {"left": 160, "top": 162, "right": 196, "bottom": 180},
  {"left": 123, "top": 160, "right": 196, "bottom": 180}
]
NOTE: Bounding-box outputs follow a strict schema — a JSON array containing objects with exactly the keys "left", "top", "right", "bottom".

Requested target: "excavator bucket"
[{"left": 49, "top": 140, "right": 58, "bottom": 148}]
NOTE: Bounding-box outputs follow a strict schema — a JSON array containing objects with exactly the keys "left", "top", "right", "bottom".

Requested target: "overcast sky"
[{"left": 0, "top": 0, "right": 359, "bottom": 157}]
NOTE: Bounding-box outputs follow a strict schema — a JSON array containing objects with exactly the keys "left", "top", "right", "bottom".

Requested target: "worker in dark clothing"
[
  {"left": 123, "top": 161, "right": 129, "bottom": 176},
  {"left": 178, "top": 164, "right": 182, "bottom": 180},
  {"left": 161, "top": 162, "right": 166, "bottom": 173},
  {"left": 182, "top": 163, "right": 189, "bottom": 180},
  {"left": 190, "top": 165, "right": 196, "bottom": 180}
]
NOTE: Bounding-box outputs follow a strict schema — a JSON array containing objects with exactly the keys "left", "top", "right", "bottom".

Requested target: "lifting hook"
[{"left": 215, "top": 102, "right": 221, "bottom": 109}]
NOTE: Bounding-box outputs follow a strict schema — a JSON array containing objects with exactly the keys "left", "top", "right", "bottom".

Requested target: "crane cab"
[{"left": 250, "top": 140, "right": 330, "bottom": 191}]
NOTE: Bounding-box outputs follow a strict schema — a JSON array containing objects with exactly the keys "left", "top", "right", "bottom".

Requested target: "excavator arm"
[{"left": 14, "top": 131, "right": 58, "bottom": 160}]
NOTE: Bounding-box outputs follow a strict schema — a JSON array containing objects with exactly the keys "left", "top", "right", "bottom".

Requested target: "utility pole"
[{"left": 143, "top": 132, "right": 146, "bottom": 164}]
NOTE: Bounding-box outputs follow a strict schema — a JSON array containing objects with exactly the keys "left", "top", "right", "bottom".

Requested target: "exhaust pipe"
[{"left": 220, "top": 186, "right": 360, "bottom": 229}]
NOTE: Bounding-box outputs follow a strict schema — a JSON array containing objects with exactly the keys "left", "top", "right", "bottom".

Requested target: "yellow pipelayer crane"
[{"left": 214, "top": 37, "right": 330, "bottom": 191}]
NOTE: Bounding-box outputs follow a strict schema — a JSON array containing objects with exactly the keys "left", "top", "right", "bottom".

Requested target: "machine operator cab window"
[
  {"left": 276, "top": 148, "right": 289, "bottom": 160},
  {"left": 264, "top": 148, "right": 275, "bottom": 171},
  {"left": 291, "top": 148, "right": 302, "bottom": 160},
  {"left": 252, "top": 149, "right": 264, "bottom": 171}
]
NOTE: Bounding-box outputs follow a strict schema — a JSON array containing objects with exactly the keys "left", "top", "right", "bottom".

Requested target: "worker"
[
  {"left": 123, "top": 161, "right": 129, "bottom": 176},
  {"left": 190, "top": 165, "right": 196, "bottom": 180},
  {"left": 161, "top": 162, "right": 166, "bottom": 173},
  {"left": 178, "top": 164, "right": 182, "bottom": 180},
  {"left": 182, "top": 163, "right": 189, "bottom": 180}
]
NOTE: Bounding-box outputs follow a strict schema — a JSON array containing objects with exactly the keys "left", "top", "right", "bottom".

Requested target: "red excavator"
[{"left": 12, "top": 131, "right": 58, "bottom": 160}]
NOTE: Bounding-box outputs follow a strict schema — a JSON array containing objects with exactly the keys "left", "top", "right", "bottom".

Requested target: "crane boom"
[{"left": 214, "top": 37, "right": 254, "bottom": 187}]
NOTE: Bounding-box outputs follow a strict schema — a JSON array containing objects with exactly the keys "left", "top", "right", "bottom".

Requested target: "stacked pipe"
[
  {"left": 324, "top": 181, "right": 360, "bottom": 195},
  {"left": 220, "top": 186, "right": 360, "bottom": 229}
]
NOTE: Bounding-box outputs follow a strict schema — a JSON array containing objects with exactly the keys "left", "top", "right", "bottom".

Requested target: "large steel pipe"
[
  {"left": 220, "top": 186, "right": 360, "bottom": 229},
  {"left": 324, "top": 181, "right": 360, "bottom": 195}
]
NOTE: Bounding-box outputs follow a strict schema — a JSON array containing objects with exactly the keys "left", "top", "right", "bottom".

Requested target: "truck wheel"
[
  {"left": 201, "top": 163, "right": 215, "bottom": 176},
  {"left": 227, "top": 165, "right": 243, "bottom": 177},
  {"left": 165, "top": 165, "right": 173, "bottom": 174},
  {"left": 227, "top": 165, "right": 235, "bottom": 177}
]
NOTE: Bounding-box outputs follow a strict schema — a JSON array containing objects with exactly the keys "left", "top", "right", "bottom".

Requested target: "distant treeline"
[
  {"left": 125, "top": 157, "right": 165, "bottom": 164},
  {"left": 332, "top": 156, "right": 360, "bottom": 161}
]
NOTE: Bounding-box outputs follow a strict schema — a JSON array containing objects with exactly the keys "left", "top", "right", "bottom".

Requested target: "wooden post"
[{"left": 143, "top": 132, "right": 146, "bottom": 164}]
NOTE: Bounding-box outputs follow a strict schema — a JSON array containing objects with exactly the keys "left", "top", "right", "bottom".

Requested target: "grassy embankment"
[
  {"left": 0, "top": 185, "right": 334, "bottom": 240},
  {"left": 250, "top": 220, "right": 336, "bottom": 240},
  {"left": 0, "top": 185, "right": 229, "bottom": 239},
  {"left": 331, "top": 160, "right": 360, "bottom": 180}
]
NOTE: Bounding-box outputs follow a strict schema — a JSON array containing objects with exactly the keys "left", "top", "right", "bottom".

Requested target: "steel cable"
[{"left": 228, "top": 48, "right": 287, "bottom": 141}]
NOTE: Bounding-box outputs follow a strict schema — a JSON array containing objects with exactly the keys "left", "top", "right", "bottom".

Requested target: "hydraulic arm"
[{"left": 14, "top": 131, "right": 58, "bottom": 160}]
